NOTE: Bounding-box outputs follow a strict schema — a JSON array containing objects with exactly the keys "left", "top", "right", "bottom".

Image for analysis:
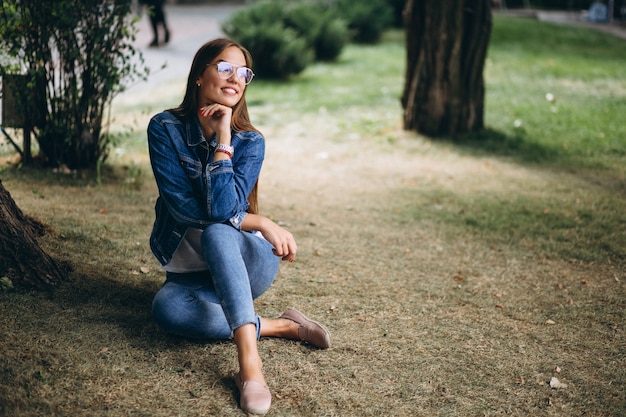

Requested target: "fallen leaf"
[
  {"left": 453, "top": 275, "right": 463, "bottom": 282},
  {"left": 0, "top": 276, "right": 14, "bottom": 291},
  {"left": 140, "top": 266, "right": 151, "bottom": 274},
  {"left": 545, "top": 319, "right": 556, "bottom": 325},
  {"left": 554, "top": 366, "right": 561, "bottom": 373},
  {"left": 495, "top": 303, "right": 504, "bottom": 309},
  {"left": 550, "top": 377, "right": 567, "bottom": 389}
]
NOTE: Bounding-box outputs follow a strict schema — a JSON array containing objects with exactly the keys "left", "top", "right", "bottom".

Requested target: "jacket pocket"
[{"left": 179, "top": 155, "right": 202, "bottom": 180}]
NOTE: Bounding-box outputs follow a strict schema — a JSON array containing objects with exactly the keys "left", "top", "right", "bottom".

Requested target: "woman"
[{"left": 147, "top": 38, "right": 331, "bottom": 415}]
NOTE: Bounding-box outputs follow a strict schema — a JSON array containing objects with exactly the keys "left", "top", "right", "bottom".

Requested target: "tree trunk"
[
  {"left": 0, "top": 180, "right": 66, "bottom": 289},
  {"left": 402, "top": 0, "right": 492, "bottom": 137}
]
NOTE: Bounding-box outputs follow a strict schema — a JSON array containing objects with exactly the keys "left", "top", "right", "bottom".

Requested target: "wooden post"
[{"left": 1, "top": 74, "right": 38, "bottom": 163}]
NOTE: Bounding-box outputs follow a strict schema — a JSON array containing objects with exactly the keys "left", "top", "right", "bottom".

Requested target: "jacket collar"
[{"left": 185, "top": 116, "right": 215, "bottom": 147}]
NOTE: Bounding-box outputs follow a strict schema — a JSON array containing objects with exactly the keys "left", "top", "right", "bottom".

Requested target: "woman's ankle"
[
  {"left": 238, "top": 353, "right": 265, "bottom": 383},
  {"left": 259, "top": 317, "right": 300, "bottom": 339}
]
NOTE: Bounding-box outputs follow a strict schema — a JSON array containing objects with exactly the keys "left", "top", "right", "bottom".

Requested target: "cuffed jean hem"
[{"left": 229, "top": 316, "right": 262, "bottom": 340}]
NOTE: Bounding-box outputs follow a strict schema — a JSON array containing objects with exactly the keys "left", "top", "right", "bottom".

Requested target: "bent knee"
[{"left": 151, "top": 291, "right": 188, "bottom": 332}]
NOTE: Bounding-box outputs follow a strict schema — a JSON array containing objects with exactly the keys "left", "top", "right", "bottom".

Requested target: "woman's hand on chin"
[{"left": 199, "top": 103, "right": 232, "bottom": 141}]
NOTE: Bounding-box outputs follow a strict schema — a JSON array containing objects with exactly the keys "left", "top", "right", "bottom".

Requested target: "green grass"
[
  {"left": 449, "top": 16, "right": 625, "bottom": 266},
  {"left": 478, "top": 16, "right": 626, "bottom": 168},
  {"left": 401, "top": 186, "right": 626, "bottom": 264},
  {"left": 248, "top": 30, "right": 405, "bottom": 113}
]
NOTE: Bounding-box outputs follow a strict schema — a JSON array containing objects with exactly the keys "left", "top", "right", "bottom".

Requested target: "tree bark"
[
  {"left": 402, "top": 0, "right": 492, "bottom": 137},
  {"left": 0, "top": 180, "right": 66, "bottom": 289}
]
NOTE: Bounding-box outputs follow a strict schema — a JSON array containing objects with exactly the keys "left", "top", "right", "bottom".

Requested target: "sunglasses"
[{"left": 207, "top": 61, "right": 255, "bottom": 85}]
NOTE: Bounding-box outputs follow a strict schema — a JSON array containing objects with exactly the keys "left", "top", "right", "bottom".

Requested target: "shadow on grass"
[
  {"left": 51, "top": 261, "right": 235, "bottom": 354},
  {"left": 50, "top": 269, "right": 161, "bottom": 342},
  {"left": 447, "top": 128, "right": 561, "bottom": 164},
  {"left": 402, "top": 185, "right": 626, "bottom": 267},
  {"left": 1, "top": 266, "right": 238, "bottom": 415},
  {"left": 444, "top": 127, "right": 626, "bottom": 196},
  {"left": 395, "top": 128, "right": 626, "bottom": 267}
]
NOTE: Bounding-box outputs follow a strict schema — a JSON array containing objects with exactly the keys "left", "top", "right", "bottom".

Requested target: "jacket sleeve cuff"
[{"left": 228, "top": 211, "right": 247, "bottom": 230}]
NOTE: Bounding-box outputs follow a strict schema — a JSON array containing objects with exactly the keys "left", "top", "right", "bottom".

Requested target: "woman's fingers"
[
  {"left": 199, "top": 104, "right": 233, "bottom": 136},
  {"left": 279, "top": 238, "right": 297, "bottom": 262},
  {"left": 199, "top": 103, "right": 230, "bottom": 118},
  {"left": 271, "top": 235, "right": 297, "bottom": 262}
]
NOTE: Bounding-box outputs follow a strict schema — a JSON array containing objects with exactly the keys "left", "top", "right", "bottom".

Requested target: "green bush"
[
  {"left": 236, "top": 22, "right": 313, "bottom": 79},
  {"left": 282, "top": 2, "right": 349, "bottom": 62},
  {"left": 314, "top": 17, "right": 350, "bottom": 61},
  {"left": 0, "top": 0, "right": 146, "bottom": 169},
  {"left": 336, "top": 0, "right": 394, "bottom": 44},
  {"left": 222, "top": 0, "right": 347, "bottom": 79}
]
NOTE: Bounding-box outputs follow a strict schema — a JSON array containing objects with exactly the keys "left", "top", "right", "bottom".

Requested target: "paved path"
[
  {"left": 123, "top": 4, "right": 243, "bottom": 95},
  {"left": 497, "top": 9, "right": 626, "bottom": 39}
]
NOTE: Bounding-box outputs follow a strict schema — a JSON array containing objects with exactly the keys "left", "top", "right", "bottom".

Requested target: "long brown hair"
[{"left": 169, "top": 38, "right": 260, "bottom": 214}]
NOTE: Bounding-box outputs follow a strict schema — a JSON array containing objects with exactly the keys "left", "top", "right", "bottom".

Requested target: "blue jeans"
[{"left": 151, "top": 223, "right": 279, "bottom": 340}]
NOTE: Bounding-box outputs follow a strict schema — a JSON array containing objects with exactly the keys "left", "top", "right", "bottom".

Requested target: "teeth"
[{"left": 223, "top": 88, "right": 237, "bottom": 95}]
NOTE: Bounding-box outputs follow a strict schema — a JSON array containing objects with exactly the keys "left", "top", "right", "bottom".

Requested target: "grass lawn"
[{"left": 1, "top": 14, "right": 625, "bottom": 417}]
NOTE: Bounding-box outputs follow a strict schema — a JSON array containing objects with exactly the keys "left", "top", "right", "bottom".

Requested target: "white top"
[
  {"left": 163, "top": 228, "right": 209, "bottom": 273},
  {"left": 163, "top": 227, "right": 266, "bottom": 273}
]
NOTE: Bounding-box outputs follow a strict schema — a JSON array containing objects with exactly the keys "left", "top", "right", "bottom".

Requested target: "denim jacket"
[{"left": 147, "top": 110, "right": 264, "bottom": 266}]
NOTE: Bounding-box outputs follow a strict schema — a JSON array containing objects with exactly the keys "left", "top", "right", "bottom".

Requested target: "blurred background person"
[{"left": 141, "top": 0, "right": 171, "bottom": 47}]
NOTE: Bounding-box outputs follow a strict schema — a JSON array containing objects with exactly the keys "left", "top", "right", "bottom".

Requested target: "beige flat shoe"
[
  {"left": 235, "top": 373, "right": 271, "bottom": 415},
  {"left": 279, "top": 308, "right": 332, "bottom": 349}
]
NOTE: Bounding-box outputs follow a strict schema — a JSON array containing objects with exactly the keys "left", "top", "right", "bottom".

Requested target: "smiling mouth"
[{"left": 222, "top": 87, "right": 238, "bottom": 95}]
